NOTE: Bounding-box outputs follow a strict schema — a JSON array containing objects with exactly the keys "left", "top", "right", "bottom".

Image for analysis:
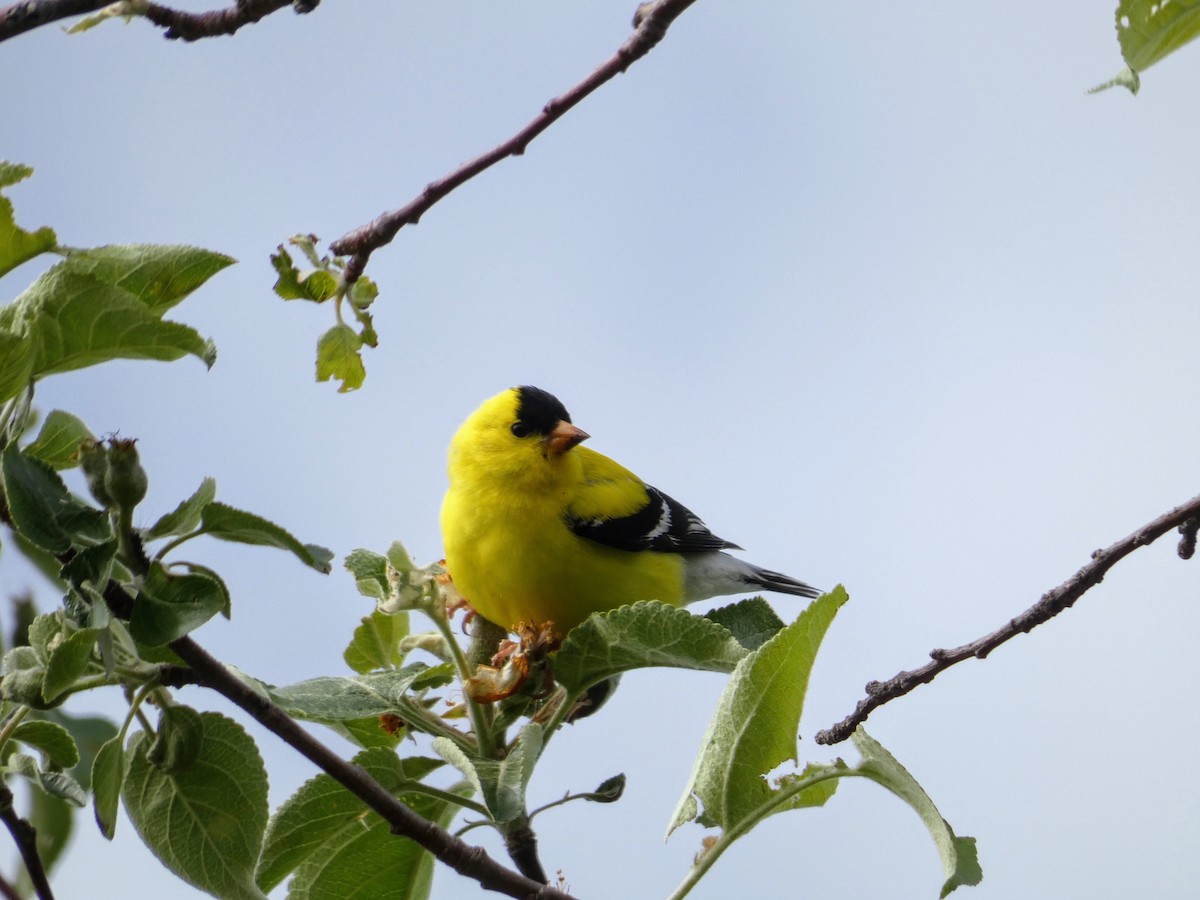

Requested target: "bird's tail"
[{"left": 745, "top": 566, "right": 822, "bottom": 599}]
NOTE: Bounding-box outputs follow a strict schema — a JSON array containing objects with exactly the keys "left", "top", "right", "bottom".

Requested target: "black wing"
[{"left": 570, "top": 483, "right": 742, "bottom": 554}]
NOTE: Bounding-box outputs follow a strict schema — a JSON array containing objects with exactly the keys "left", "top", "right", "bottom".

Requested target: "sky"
[{"left": 3, "top": 2, "right": 1200, "bottom": 898}]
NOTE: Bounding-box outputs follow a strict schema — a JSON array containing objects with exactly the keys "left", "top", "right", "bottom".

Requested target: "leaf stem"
[
  {"left": 152, "top": 528, "right": 204, "bottom": 561},
  {"left": 0, "top": 707, "right": 31, "bottom": 752},
  {"left": 432, "top": 614, "right": 497, "bottom": 759},
  {"left": 398, "top": 781, "right": 490, "bottom": 818},
  {"left": 665, "top": 768, "right": 846, "bottom": 900}
]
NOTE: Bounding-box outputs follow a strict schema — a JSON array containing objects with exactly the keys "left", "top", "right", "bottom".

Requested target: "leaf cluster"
[{"left": 0, "top": 166, "right": 979, "bottom": 899}]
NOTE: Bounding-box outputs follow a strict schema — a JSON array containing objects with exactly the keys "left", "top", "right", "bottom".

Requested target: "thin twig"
[
  {"left": 0, "top": 0, "right": 309, "bottom": 44},
  {"left": 141, "top": 0, "right": 309, "bottom": 42},
  {"left": 97, "top": 582, "right": 573, "bottom": 900},
  {"left": 816, "top": 491, "right": 1200, "bottom": 745},
  {"left": 329, "top": 0, "right": 699, "bottom": 281},
  {"left": 0, "top": 0, "right": 105, "bottom": 41},
  {"left": 0, "top": 785, "right": 54, "bottom": 900},
  {"left": 0, "top": 872, "right": 21, "bottom": 900}
]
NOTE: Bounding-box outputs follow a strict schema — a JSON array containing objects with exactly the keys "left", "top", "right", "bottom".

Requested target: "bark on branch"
[{"left": 816, "top": 491, "right": 1200, "bottom": 745}]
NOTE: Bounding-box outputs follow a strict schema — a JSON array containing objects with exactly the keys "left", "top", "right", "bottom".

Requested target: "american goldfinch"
[{"left": 440, "top": 386, "right": 819, "bottom": 634}]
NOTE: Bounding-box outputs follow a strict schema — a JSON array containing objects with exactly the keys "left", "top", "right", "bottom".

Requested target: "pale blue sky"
[{"left": 3, "top": 3, "right": 1199, "bottom": 898}]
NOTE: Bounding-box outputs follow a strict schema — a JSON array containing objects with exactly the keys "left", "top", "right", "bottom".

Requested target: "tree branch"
[
  {"left": 0, "top": 0, "right": 106, "bottom": 41},
  {"left": 98, "top": 582, "right": 574, "bottom": 900},
  {"left": 815, "top": 491, "right": 1200, "bottom": 745},
  {"left": 0, "top": 872, "right": 21, "bottom": 900},
  {"left": 328, "top": 0, "right": 699, "bottom": 281},
  {"left": 141, "top": 0, "right": 311, "bottom": 42},
  {"left": 0, "top": 0, "right": 311, "bottom": 44},
  {"left": 0, "top": 784, "right": 54, "bottom": 900}
]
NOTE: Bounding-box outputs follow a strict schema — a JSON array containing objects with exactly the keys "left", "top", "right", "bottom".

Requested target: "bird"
[{"left": 440, "top": 385, "right": 820, "bottom": 635}]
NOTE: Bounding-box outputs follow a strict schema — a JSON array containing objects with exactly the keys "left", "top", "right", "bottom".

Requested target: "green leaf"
[
  {"left": 669, "top": 588, "right": 848, "bottom": 833},
  {"left": 269, "top": 245, "right": 304, "bottom": 299},
  {"left": 26, "top": 612, "right": 61, "bottom": 662},
  {"left": 197, "top": 501, "right": 333, "bottom": 574},
  {"left": 851, "top": 729, "right": 982, "bottom": 898},
  {"left": 147, "top": 704, "right": 205, "bottom": 774},
  {"left": 11, "top": 720, "right": 80, "bottom": 769},
  {"left": 704, "top": 597, "right": 787, "bottom": 651},
  {"left": 432, "top": 723, "right": 541, "bottom": 824},
  {"left": 1, "top": 445, "right": 110, "bottom": 553},
  {"left": 7, "top": 266, "right": 217, "bottom": 376},
  {"left": 316, "top": 322, "right": 365, "bottom": 392},
  {"left": 1093, "top": 0, "right": 1200, "bottom": 94},
  {"left": 256, "top": 748, "right": 448, "bottom": 894},
  {"left": 60, "top": 538, "right": 118, "bottom": 590},
  {"left": 770, "top": 761, "right": 841, "bottom": 814},
  {"left": 260, "top": 748, "right": 448, "bottom": 897},
  {"left": 8, "top": 752, "right": 87, "bottom": 805},
  {"left": 329, "top": 715, "right": 405, "bottom": 751},
  {"left": 91, "top": 735, "right": 125, "bottom": 839},
  {"left": 1118, "top": 0, "right": 1200, "bottom": 74},
  {"left": 264, "top": 665, "right": 454, "bottom": 722},
  {"left": 344, "top": 609, "right": 410, "bottom": 673},
  {"left": 269, "top": 243, "right": 339, "bottom": 303},
  {"left": 129, "top": 564, "right": 227, "bottom": 646},
  {"left": 177, "top": 561, "right": 232, "bottom": 618},
  {"left": 22, "top": 410, "right": 95, "bottom": 470},
  {"left": 0, "top": 162, "right": 57, "bottom": 279},
  {"left": 47, "top": 709, "right": 117, "bottom": 792},
  {"left": 42, "top": 627, "right": 100, "bottom": 702},
  {"left": 344, "top": 548, "right": 389, "bottom": 600},
  {"left": 585, "top": 772, "right": 626, "bottom": 804},
  {"left": 0, "top": 646, "right": 48, "bottom": 707},
  {"left": 0, "top": 324, "right": 34, "bottom": 407},
  {"left": 58, "top": 244, "right": 235, "bottom": 317},
  {"left": 554, "top": 601, "right": 750, "bottom": 698},
  {"left": 123, "top": 712, "right": 268, "bottom": 900},
  {"left": 145, "top": 476, "right": 216, "bottom": 539}
]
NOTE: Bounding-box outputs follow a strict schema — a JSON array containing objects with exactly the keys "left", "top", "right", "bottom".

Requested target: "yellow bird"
[{"left": 441, "top": 386, "right": 819, "bottom": 634}]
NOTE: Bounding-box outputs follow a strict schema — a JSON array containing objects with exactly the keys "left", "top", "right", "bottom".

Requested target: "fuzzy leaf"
[
  {"left": 256, "top": 748, "right": 448, "bottom": 895},
  {"left": 145, "top": 477, "right": 217, "bottom": 539},
  {"left": 344, "top": 548, "right": 389, "bottom": 600},
  {"left": 704, "top": 597, "right": 787, "bottom": 651},
  {"left": 316, "top": 323, "right": 365, "bottom": 392},
  {"left": 0, "top": 162, "right": 57, "bottom": 279},
  {"left": 8, "top": 753, "right": 87, "bottom": 805},
  {"left": 129, "top": 565, "right": 226, "bottom": 646},
  {"left": 432, "top": 723, "right": 541, "bottom": 824},
  {"left": 555, "top": 601, "right": 749, "bottom": 698},
  {"left": 669, "top": 588, "right": 848, "bottom": 833},
  {"left": 58, "top": 244, "right": 234, "bottom": 317},
  {"left": 1, "top": 446, "right": 110, "bottom": 553},
  {"left": 123, "top": 712, "right": 268, "bottom": 900},
  {"left": 12, "top": 720, "right": 79, "bottom": 769},
  {"left": 42, "top": 627, "right": 100, "bottom": 702},
  {"left": 23, "top": 410, "right": 95, "bottom": 470},
  {"left": 265, "top": 665, "right": 454, "bottom": 722},
  {"left": 7, "top": 267, "right": 216, "bottom": 376},
  {"left": 344, "top": 609, "right": 410, "bottom": 673},
  {"left": 197, "top": 501, "right": 333, "bottom": 573},
  {"left": 91, "top": 735, "right": 125, "bottom": 839},
  {"left": 852, "top": 729, "right": 983, "bottom": 898}
]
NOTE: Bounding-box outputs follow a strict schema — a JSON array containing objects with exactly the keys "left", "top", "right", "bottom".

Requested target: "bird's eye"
[{"left": 510, "top": 422, "right": 531, "bottom": 438}]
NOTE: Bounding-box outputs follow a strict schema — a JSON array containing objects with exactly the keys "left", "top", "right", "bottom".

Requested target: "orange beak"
[{"left": 544, "top": 420, "right": 589, "bottom": 456}]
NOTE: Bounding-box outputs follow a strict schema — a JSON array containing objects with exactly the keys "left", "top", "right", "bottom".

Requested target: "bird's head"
[{"left": 448, "top": 386, "right": 589, "bottom": 489}]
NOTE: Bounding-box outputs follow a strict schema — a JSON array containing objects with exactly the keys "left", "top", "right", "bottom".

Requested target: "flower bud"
[
  {"left": 103, "top": 438, "right": 148, "bottom": 511},
  {"left": 78, "top": 439, "right": 112, "bottom": 507}
]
